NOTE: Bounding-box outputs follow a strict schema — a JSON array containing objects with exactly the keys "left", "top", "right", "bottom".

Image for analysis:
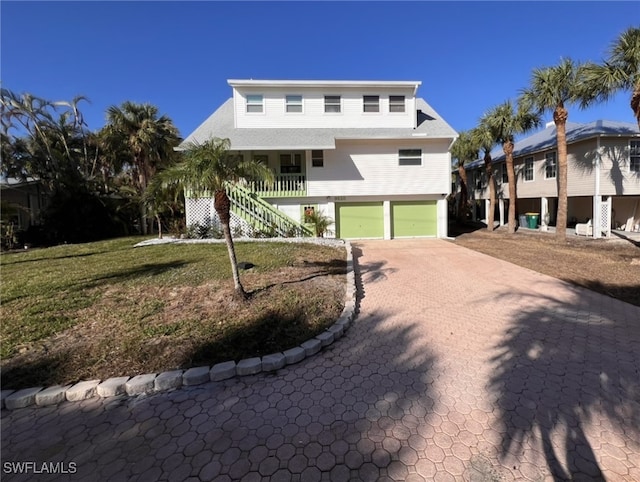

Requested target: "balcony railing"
[{"left": 249, "top": 174, "right": 306, "bottom": 198}]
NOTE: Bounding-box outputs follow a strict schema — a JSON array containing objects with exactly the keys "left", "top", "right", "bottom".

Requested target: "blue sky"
[{"left": 2, "top": 1, "right": 638, "bottom": 139}]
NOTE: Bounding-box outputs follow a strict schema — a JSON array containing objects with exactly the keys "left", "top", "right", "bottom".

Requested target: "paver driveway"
[{"left": 2, "top": 239, "right": 639, "bottom": 481}]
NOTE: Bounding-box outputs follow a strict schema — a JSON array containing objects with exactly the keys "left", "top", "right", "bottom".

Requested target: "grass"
[
  {"left": 451, "top": 223, "right": 640, "bottom": 307},
  {"left": 1, "top": 237, "right": 346, "bottom": 389}
]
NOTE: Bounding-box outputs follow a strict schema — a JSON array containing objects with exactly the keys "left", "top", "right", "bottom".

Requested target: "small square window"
[
  {"left": 280, "top": 153, "right": 302, "bottom": 174},
  {"left": 246, "top": 95, "right": 263, "bottom": 113},
  {"left": 389, "top": 95, "right": 405, "bottom": 113},
  {"left": 253, "top": 154, "right": 268, "bottom": 165},
  {"left": 311, "top": 150, "right": 324, "bottom": 167},
  {"left": 286, "top": 95, "right": 302, "bottom": 113},
  {"left": 524, "top": 157, "right": 534, "bottom": 181},
  {"left": 363, "top": 95, "right": 379, "bottom": 113},
  {"left": 398, "top": 149, "right": 421, "bottom": 166},
  {"left": 545, "top": 152, "right": 557, "bottom": 179},
  {"left": 324, "top": 96, "right": 341, "bottom": 113},
  {"left": 630, "top": 140, "right": 640, "bottom": 172}
]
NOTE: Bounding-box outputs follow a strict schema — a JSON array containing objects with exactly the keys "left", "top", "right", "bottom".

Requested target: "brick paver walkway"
[{"left": 2, "top": 239, "right": 639, "bottom": 481}]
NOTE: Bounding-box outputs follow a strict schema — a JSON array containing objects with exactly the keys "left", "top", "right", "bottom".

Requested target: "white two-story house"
[{"left": 180, "top": 79, "right": 458, "bottom": 239}]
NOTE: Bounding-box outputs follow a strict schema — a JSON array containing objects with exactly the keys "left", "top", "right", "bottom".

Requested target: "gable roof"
[
  {"left": 466, "top": 120, "right": 640, "bottom": 169},
  {"left": 180, "top": 98, "right": 457, "bottom": 150}
]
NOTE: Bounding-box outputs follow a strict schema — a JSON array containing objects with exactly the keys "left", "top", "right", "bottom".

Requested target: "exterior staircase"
[{"left": 227, "top": 183, "right": 313, "bottom": 237}]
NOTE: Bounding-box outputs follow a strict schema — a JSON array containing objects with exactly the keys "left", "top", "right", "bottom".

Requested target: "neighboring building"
[
  {"left": 463, "top": 120, "right": 640, "bottom": 237},
  {"left": 0, "top": 177, "right": 46, "bottom": 230},
  {"left": 180, "top": 79, "right": 458, "bottom": 239}
]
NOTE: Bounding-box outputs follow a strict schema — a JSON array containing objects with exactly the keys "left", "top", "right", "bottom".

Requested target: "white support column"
[
  {"left": 484, "top": 199, "right": 490, "bottom": 225},
  {"left": 540, "top": 197, "right": 549, "bottom": 231},
  {"left": 437, "top": 198, "right": 448, "bottom": 238},
  {"left": 327, "top": 201, "right": 336, "bottom": 238},
  {"left": 593, "top": 195, "right": 601, "bottom": 239},
  {"left": 498, "top": 199, "right": 505, "bottom": 226},
  {"left": 383, "top": 200, "right": 391, "bottom": 240}
]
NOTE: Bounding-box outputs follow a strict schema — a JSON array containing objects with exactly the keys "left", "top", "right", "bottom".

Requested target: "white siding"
[
  {"left": 599, "top": 138, "right": 640, "bottom": 196},
  {"left": 233, "top": 86, "right": 416, "bottom": 129},
  {"left": 308, "top": 139, "right": 451, "bottom": 197}
]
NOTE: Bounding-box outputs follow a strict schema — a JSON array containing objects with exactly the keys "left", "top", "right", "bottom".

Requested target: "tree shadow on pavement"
[
  {"left": 488, "top": 288, "right": 640, "bottom": 481},
  {"left": 0, "top": 246, "right": 444, "bottom": 482}
]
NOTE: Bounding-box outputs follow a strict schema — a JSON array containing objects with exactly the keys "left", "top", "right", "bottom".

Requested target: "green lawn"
[{"left": 1, "top": 237, "right": 346, "bottom": 389}]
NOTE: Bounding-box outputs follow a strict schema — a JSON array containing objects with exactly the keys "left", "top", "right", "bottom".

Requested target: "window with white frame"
[
  {"left": 311, "top": 150, "right": 324, "bottom": 168},
  {"left": 630, "top": 140, "right": 640, "bottom": 172},
  {"left": 280, "top": 153, "right": 302, "bottom": 174},
  {"left": 398, "top": 149, "right": 421, "bottom": 166},
  {"left": 286, "top": 95, "right": 302, "bottom": 113},
  {"left": 363, "top": 95, "right": 380, "bottom": 113},
  {"left": 524, "top": 157, "right": 534, "bottom": 181},
  {"left": 475, "top": 170, "right": 483, "bottom": 189},
  {"left": 501, "top": 163, "right": 509, "bottom": 183},
  {"left": 324, "top": 95, "right": 341, "bottom": 113},
  {"left": 545, "top": 152, "right": 557, "bottom": 179},
  {"left": 389, "top": 95, "right": 405, "bottom": 113},
  {"left": 246, "top": 95, "right": 263, "bottom": 113}
]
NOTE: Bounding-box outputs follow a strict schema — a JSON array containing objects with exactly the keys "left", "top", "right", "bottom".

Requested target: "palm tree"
[
  {"left": 481, "top": 100, "right": 541, "bottom": 233},
  {"left": 471, "top": 125, "right": 497, "bottom": 232},
  {"left": 159, "top": 137, "right": 274, "bottom": 300},
  {"left": 103, "top": 101, "right": 180, "bottom": 234},
  {"left": 582, "top": 27, "right": 640, "bottom": 128},
  {"left": 521, "top": 58, "right": 586, "bottom": 240},
  {"left": 450, "top": 130, "right": 479, "bottom": 222}
]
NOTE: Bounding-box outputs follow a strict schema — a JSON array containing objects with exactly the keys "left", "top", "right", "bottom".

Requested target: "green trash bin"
[{"left": 526, "top": 212, "right": 539, "bottom": 229}]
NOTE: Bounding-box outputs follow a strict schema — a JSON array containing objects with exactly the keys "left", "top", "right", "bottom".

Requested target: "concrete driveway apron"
[{"left": 2, "top": 239, "right": 639, "bottom": 481}]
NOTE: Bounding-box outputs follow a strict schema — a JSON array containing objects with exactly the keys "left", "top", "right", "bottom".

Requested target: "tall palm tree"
[
  {"left": 472, "top": 125, "right": 497, "bottom": 232},
  {"left": 582, "top": 27, "right": 640, "bottom": 128},
  {"left": 104, "top": 101, "right": 180, "bottom": 234},
  {"left": 520, "top": 58, "right": 586, "bottom": 240},
  {"left": 481, "top": 100, "right": 541, "bottom": 233},
  {"left": 159, "top": 137, "right": 274, "bottom": 300},
  {"left": 450, "top": 130, "right": 479, "bottom": 222}
]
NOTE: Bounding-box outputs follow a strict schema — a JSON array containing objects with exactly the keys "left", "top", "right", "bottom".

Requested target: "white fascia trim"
[
  {"left": 228, "top": 79, "right": 422, "bottom": 89},
  {"left": 231, "top": 144, "right": 337, "bottom": 150}
]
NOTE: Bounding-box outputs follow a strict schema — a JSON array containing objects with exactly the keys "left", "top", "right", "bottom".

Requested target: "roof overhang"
[{"left": 227, "top": 79, "right": 422, "bottom": 90}]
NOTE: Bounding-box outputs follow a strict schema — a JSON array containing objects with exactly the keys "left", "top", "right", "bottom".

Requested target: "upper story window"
[
  {"left": 524, "top": 157, "right": 534, "bottom": 181},
  {"left": 545, "top": 152, "right": 557, "bottom": 179},
  {"left": 389, "top": 95, "right": 405, "bottom": 113},
  {"left": 280, "top": 153, "right": 302, "bottom": 174},
  {"left": 398, "top": 149, "right": 421, "bottom": 166},
  {"left": 501, "top": 163, "right": 509, "bottom": 183},
  {"left": 630, "top": 140, "right": 640, "bottom": 172},
  {"left": 246, "top": 95, "right": 263, "bottom": 113},
  {"left": 324, "top": 96, "right": 341, "bottom": 113},
  {"left": 363, "top": 95, "right": 380, "bottom": 113},
  {"left": 286, "top": 95, "right": 302, "bottom": 113},
  {"left": 311, "top": 150, "right": 324, "bottom": 168}
]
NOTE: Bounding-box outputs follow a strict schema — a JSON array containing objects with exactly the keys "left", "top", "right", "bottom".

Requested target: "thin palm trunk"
[
  {"left": 554, "top": 106, "right": 569, "bottom": 240},
  {"left": 214, "top": 189, "right": 247, "bottom": 300},
  {"left": 504, "top": 141, "right": 518, "bottom": 234},
  {"left": 457, "top": 165, "right": 469, "bottom": 221},
  {"left": 155, "top": 213, "right": 163, "bottom": 239},
  {"left": 632, "top": 84, "right": 640, "bottom": 128},
  {"left": 484, "top": 153, "right": 496, "bottom": 232}
]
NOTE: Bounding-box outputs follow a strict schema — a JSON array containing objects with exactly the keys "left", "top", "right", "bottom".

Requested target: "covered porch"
[{"left": 232, "top": 149, "right": 317, "bottom": 198}]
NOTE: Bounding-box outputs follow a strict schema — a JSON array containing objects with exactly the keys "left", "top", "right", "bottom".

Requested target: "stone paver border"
[{"left": 1, "top": 239, "right": 357, "bottom": 411}]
